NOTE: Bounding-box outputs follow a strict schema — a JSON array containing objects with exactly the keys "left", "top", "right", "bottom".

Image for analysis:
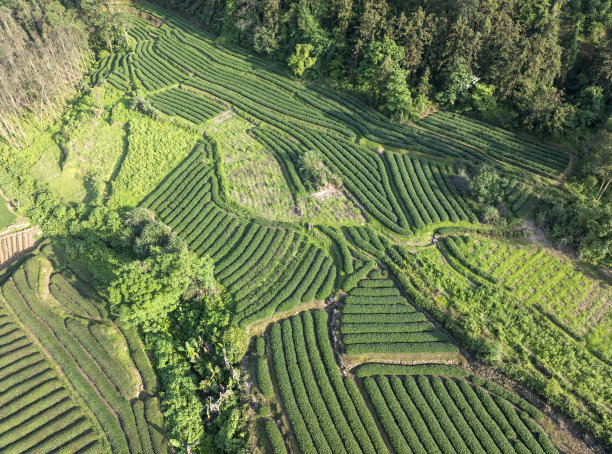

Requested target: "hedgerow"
[
  {"left": 1, "top": 274, "right": 122, "bottom": 452},
  {"left": 429, "top": 376, "right": 485, "bottom": 453},
  {"left": 359, "top": 279, "right": 394, "bottom": 288},
  {"left": 374, "top": 376, "right": 426, "bottom": 452},
  {"left": 341, "top": 312, "right": 424, "bottom": 324},
  {"left": 341, "top": 261, "right": 375, "bottom": 292},
  {"left": 456, "top": 380, "right": 516, "bottom": 453},
  {"left": 265, "top": 420, "right": 288, "bottom": 454},
  {"left": 354, "top": 363, "right": 469, "bottom": 378},
  {"left": 444, "top": 378, "right": 501, "bottom": 453},
  {"left": 342, "top": 331, "right": 448, "bottom": 345},
  {"left": 289, "top": 316, "right": 348, "bottom": 453},
  {"left": 319, "top": 225, "right": 353, "bottom": 275},
  {"left": 301, "top": 311, "right": 382, "bottom": 454},
  {"left": 389, "top": 375, "right": 442, "bottom": 453},
  {"left": 133, "top": 400, "right": 155, "bottom": 454},
  {"left": 346, "top": 342, "right": 458, "bottom": 355},
  {"left": 255, "top": 337, "right": 274, "bottom": 397},
  {"left": 348, "top": 287, "right": 401, "bottom": 297},
  {"left": 363, "top": 377, "right": 411, "bottom": 454},
  {"left": 412, "top": 376, "right": 471, "bottom": 454},
  {"left": 340, "top": 321, "right": 434, "bottom": 334}
]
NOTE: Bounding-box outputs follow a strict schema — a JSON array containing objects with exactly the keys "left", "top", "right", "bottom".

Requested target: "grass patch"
[
  {"left": 108, "top": 113, "right": 201, "bottom": 208},
  {"left": 206, "top": 115, "right": 364, "bottom": 224},
  {"left": 0, "top": 198, "right": 16, "bottom": 230}
]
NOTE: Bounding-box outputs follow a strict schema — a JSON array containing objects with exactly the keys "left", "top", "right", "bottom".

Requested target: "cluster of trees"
[
  {"left": 152, "top": 0, "right": 611, "bottom": 135},
  {"left": 536, "top": 119, "right": 612, "bottom": 267},
  {"left": 298, "top": 149, "right": 342, "bottom": 190},
  {"left": 0, "top": 1, "right": 135, "bottom": 149},
  {"left": 0, "top": 135, "right": 251, "bottom": 452},
  {"left": 0, "top": 6, "right": 90, "bottom": 148},
  {"left": 109, "top": 208, "right": 250, "bottom": 453}
]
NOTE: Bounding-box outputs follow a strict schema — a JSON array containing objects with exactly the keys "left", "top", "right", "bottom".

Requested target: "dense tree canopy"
[{"left": 151, "top": 0, "right": 611, "bottom": 136}]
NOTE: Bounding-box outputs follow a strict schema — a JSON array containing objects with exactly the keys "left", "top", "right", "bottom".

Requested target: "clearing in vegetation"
[{"left": 108, "top": 111, "right": 202, "bottom": 208}]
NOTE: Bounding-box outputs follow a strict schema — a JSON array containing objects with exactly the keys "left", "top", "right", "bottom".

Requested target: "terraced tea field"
[
  {"left": 93, "top": 3, "right": 569, "bottom": 234},
  {"left": 141, "top": 141, "right": 337, "bottom": 327},
  {"left": 258, "top": 310, "right": 558, "bottom": 454},
  {"left": 0, "top": 3, "right": 605, "bottom": 453},
  {"left": 338, "top": 270, "right": 458, "bottom": 357},
  {"left": 441, "top": 235, "right": 612, "bottom": 359},
  {"left": 0, "top": 246, "right": 167, "bottom": 453}
]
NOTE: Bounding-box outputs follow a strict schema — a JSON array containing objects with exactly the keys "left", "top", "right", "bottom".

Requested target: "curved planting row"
[
  {"left": 419, "top": 112, "right": 568, "bottom": 178},
  {"left": 385, "top": 152, "right": 477, "bottom": 228},
  {"left": 340, "top": 271, "right": 457, "bottom": 356},
  {"left": 0, "top": 303, "right": 103, "bottom": 453},
  {"left": 129, "top": 4, "right": 565, "bottom": 213},
  {"left": 142, "top": 143, "right": 337, "bottom": 327},
  {"left": 148, "top": 87, "right": 225, "bottom": 124},
  {"left": 269, "top": 310, "right": 387, "bottom": 454},
  {"left": 125, "top": 7, "right": 541, "bottom": 232},
  {"left": 127, "top": 18, "right": 157, "bottom": 43},
  {"left": 307, "top": 85, "right": 493, "bottom": 165},
  {"left": 132, "top": 39, "right": 185, "bottom": 90},
  {"left": 145, "top": 27, "right": 354, "bottom": 137},
  {"left": 0, "top": 253, "right": 168, "bottom": 454},
  {"left": 90, "top": 53, "right": 131, "bottom": 91},
  {"left": 295, "top": 127, "right": 410, "bottom": 234},
  {"left": 250, "top": 127, "right": 307, "bottom": 197},
  {"left": 364, "top": 374, "right": 558, "bottom": 454},
  {"left": 354, "top": 363, "right": 469, "bottom": 378}
]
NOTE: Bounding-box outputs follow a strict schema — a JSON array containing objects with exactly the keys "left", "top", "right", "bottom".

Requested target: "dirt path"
[
  {"left": 556, "top": 152, "right": 576, "bottom": 185},
  {"left": 247, "top": 299, "right": 328, "bottom": 337},
  {"left": 522, "top": 218, "right": 556, "bottom": 249}
]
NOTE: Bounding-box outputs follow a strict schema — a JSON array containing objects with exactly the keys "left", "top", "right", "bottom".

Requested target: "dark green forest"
[{"left": 151, "top": 0, "right": 612, "bottom": 135}]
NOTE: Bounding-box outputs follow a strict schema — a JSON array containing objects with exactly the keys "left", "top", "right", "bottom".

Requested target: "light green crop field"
[
  {"left": 205, "top": 114, "right": 297, "bottom": 218},
  {"left": 443, "top": 235, "right": 612, "bottom": 360}
]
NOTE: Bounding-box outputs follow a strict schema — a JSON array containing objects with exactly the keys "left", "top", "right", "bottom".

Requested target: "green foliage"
[
  {"left": 108, "top": 115, "right": 201, "bottom": 209},
  {"left": 288, "top": 44, "right": 317, "bottom": 77},
  {"left": 468, "top": 164, "right": 507, "bottom": 205},
  {"left": 147, "top": 332, "right": 204, "bottom": 446},
  {"left": 436, "top": 58, "right": 478, "bottom": 111},
  {"left": 354, "top": 363, "right": 469, "bottom": 378},
  {"left": 365, "top": 374, "right": 557, "bottom": 454},
  {"left": 0, "top": 198, "right": 16, "bottom": 230},
  {"left": 537, "top": 197, "right": 612, "bottom": 268},
  {"left": 109, "top": 247, "right": 215, "bottom": 332},
  {"left": 299, "top": 149, "right": 341, "bottom": 190},
  {"left": 264, "top": 420, "right": 287, "bottom": 454},
  {"left": 357, "top": 37, "right": 413, "bottom": 119}
]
